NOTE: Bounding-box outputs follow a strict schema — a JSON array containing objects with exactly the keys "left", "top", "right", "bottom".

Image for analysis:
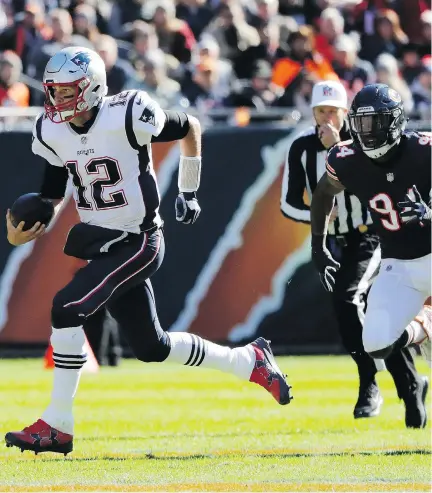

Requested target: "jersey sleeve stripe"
[
  {"left": 326, "top": 167, "right": 339, "bottom": 181},
  {"left": 36, "top": 115, "right": 60, "bottom": 158},
  {"left": 326, "top": 163, "right": 337, "bottom": 174},
  {"left": 125, "top": 91, "right": 140, "bottom": 151}
]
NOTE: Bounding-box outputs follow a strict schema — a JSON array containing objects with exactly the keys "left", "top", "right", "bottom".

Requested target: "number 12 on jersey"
[{"left": 66, "top": 158, "right": 127, "bottom": 210}]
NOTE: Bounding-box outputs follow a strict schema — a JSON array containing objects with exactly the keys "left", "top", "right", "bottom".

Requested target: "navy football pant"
[{"left": 51, "top": 228, "right": 171, "bottom": 362}]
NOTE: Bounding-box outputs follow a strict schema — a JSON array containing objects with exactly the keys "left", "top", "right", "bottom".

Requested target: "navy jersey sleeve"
[{"left": 325, "top": 140, "right": 356, "bottom": 185}]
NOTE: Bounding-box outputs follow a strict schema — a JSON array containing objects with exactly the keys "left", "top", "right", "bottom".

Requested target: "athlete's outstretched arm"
[
  {"left": 179, "top": 114, "right": 201, "bottom": 158},
  {"left": 311, "top": 173, "right": 345, "bottom": 236},
  {"left": 310, "top": 173, "right": 345, "bottom": 292},
  {"left": 6, "top": 161, "right": 67, "bottom": 246}
]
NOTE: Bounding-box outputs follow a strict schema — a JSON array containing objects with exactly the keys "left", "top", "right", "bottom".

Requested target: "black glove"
[
  {"left": 398, "top": 185, "right": 431, "bottom": 226},
  {"left": 311, "top": 234, "right": 341, "bottom": 293},
  {"left": 175, "top": 192, "right": 201, "bottom": 225}
]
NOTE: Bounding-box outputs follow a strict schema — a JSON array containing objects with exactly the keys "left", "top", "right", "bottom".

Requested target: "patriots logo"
[
  {"left": 139, "top": 106, "right": 156, "bottom": 126},
  {"left": 70, "top": 52, "right": 91, "bottom": 73},
  {"left": 322, "top": 85, "right": 333, "bottom": 97}
]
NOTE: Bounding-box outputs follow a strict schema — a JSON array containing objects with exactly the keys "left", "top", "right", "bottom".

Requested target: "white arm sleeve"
[
  {"left": 131, "top": 91, "right": 166, "bottom": 147},
  {"left": 32, "top": 113, "right": 63, "bottom": 167}
]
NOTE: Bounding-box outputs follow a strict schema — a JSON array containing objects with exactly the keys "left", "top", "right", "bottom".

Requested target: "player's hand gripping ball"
[
  {"left": 6, "top": 193, "right": 54, "bottom": 246},
  {"left": 10, "top": 193, "right": 54, "bottom": 230}
]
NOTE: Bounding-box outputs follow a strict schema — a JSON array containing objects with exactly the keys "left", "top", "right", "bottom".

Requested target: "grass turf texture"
[{"left": 0, "top": 356, "right": 430, "bottom": 492}]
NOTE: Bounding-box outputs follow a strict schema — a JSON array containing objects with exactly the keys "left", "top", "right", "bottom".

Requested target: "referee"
[{"left": 281, "top": 80, "right": 425, "bottom": 426}]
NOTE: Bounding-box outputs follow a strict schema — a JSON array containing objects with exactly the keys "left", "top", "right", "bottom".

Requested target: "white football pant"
[{"left": 363, "top": 253, "right": 431, "bottom": 353}]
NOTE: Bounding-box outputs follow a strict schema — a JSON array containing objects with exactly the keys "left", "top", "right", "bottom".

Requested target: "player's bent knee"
[
  {"left": 367, "top": 346, "right": 394, "bottom": 360},
  {"left": 51, "top": 292, "right": 86, "bottom": 329},
  {"left": 133, "top": 333, "right": 170, "bottom": 363},
  {"left": 366, "top": 332, "right": 409, "bottom": 360}
]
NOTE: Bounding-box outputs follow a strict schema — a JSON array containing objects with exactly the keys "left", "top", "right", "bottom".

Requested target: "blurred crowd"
[{"left": 0, "top": 0, "right": 430, "bottom": 121}]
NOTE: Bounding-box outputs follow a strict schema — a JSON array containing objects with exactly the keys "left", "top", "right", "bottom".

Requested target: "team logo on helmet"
[
  {"left": 71, "top": 52, "right": 91, "bottom": 73},
  {"left": 388, "top": 88, "right": 401, "bottom": 103}
]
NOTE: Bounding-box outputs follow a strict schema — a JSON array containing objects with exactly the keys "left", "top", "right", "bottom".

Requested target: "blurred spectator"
[
  {"left": 410, "top": 62, "right": 431, "bottom": 120},
  {"left": 72, "top": 3, "right": 100, "bottom": 45},
  {"left": 0, "top": 2, "right": 49, "bottom": 72},
  {"left": 148, "top": 0, "right": 196, "bottom": 64},
  {"left": 0, "top": 0, "right": 424, "bottom": 118},
  {"left": 272, "top": 26, "right": 338, "bottom": 93},
  {"left": 204, "top": 1, "right": 260, "bottom": 61},
  {"left": 314, "top": 7, "right": 345, "bottom": 63},
  {"left": 225, "top": 59, "right": 281, "bottom": 108},
  {"left": 278, "top": 0, "right": 307, "bottom": 25},
  {"left": 94, "top": 34, "right": 134, "bottom": 95},
  {"left": 126, "top": 50, "right": 185, "bottom": 109},
  {"left": 332, "top": 33, "right": 375, "bottom": 96},
  {"left": 26, "top": 8, "right": 93, "bottom": 83},
  {"left": 0, "top": 4, "right": 7, "bottom": 33},
  {"left": 124, "top": 20, "right": 179, "bottom": 78},
  {"left": 184, "top": 34, "right": 233, "bottom": 101},
  {"left": 289, "top": 71, "right": 315, "bottom": 117},
  {"left": 417, "top": 10, "right": 432, "bottom": 57},
  {"left": 0, "top": 50, "right": 29, "bottom": 106},
  {"left": 66, "top": 0, "right": 111, "bottom": 35},
  {"left": 234, "top": 18, "right": 280, "bottom": 79},
  {"left": 398, "top": 0, "right": 430, "bottom": 43},
  {"left": 176, "top": 0, "right": 214, "bottom": 39},
  {"left": 359, "top": 9, "right": 408, "bottom": 63},
  {"left": 246, "top": 0, "right": 280, "bottom": 29},
  {"left": 109, "top": 0, "right": 144, "bottom": 38},
  {"left": 182, "top": 55, "right": 222, "bottom": 108},
  {"left": 400, "top": 42, "right": 424, "bottom": 85},
  {"left": 350, "top": 0, "right": 403, "bottom": 35},
  {"left": 276, "top": 14, "right": 299, "bottom": 54},
  {"left": 375, "top": 52, "right": 413, "bottom": 114}
]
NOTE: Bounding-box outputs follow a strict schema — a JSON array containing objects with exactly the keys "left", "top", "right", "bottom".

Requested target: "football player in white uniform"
[{"left": 5, "top": 47, "right": 292, "bottom": 456}]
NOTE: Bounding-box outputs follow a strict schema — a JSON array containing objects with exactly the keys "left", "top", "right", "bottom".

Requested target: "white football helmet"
[{"left": 43, "top": 46, "right": 108, "bottom": 123}]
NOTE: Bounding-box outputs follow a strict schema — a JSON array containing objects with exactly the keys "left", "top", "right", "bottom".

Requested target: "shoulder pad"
[
  {"left": 106, "top": 91, "right": 135, "bottom": 108},
  {"left": 326, "top": 140, "right": 356, "bottom": 182}
]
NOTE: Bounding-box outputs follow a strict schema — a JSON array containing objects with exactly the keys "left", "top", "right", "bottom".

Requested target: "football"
[{"left": 10, "top": 193, "right": 55, "bottom": 231}]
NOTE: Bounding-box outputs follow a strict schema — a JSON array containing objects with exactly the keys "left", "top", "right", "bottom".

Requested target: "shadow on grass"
[{"left": 21, "top": 448, "right": 431, "bottom": 462}]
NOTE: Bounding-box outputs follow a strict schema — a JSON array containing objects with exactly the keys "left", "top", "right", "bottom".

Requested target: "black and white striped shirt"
[{"left": 280, "top": 123, "right": 373, "bottom": 235}]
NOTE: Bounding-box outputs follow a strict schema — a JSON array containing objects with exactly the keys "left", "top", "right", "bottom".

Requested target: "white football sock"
[
  {"left": 42, "top": 326, "right": 87, "bottom": 435},
  {"left": 166, "top": 332, "right": 256, "bottom": 380}
]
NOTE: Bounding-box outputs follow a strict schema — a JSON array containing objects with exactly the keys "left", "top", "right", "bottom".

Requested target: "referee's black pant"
[{"left": 328, "top": 230, "right": 419, "bottom": 399}]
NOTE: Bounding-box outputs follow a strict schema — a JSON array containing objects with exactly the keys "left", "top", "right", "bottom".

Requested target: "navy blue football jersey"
[{"left": 326, "top": 131, "right": 431, "bottom": 260}]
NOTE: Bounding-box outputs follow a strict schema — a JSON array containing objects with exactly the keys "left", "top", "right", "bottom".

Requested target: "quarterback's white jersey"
[{"left": 32, "top": 90, "right": 166, "bottom": 233}]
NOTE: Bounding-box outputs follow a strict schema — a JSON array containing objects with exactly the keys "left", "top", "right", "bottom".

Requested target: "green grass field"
[{"left": 0, "top": 356, "right": 430, "bottom": 492}]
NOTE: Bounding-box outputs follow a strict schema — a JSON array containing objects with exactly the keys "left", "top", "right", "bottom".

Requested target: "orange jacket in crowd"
[{"left": 272, "top": 52, "right": 338, "bottom": 89}]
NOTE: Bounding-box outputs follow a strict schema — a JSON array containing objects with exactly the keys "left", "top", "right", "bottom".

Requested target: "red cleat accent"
[
  {"left": 249, "top": 338, "right": 293, "bottom": 405},
  {"left": 5, "top": 419, "right": 73, "bottom": 456}
]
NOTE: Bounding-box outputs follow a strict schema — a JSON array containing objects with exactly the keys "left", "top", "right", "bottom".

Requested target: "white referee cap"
[{"left": 311, "top": 80, "right": 348, "bottom": 109}]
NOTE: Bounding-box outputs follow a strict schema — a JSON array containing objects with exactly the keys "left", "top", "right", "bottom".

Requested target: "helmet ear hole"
[{"left": 92, "top": 85, "right": 100, "bottom": 93}]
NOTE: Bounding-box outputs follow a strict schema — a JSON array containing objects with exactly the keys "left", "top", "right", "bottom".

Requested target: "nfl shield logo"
[
  {"left": 81, "top": 136, "right": 87, "bottom": 145},
  {"left": 386, "top": 173, "right": 394, "bottom": 182},
  {"left": 322, "top": 85, "right": 333, "bottom": 97}
]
